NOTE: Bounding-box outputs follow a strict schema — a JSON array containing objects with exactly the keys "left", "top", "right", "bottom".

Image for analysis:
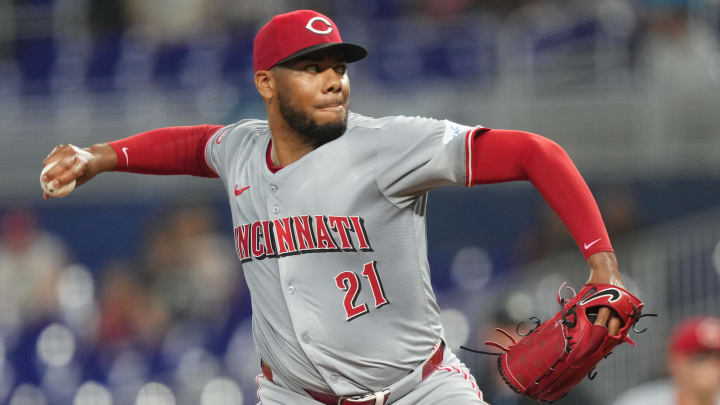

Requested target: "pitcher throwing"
[{"left": 41, "top": 10, "right": 641, "bottom": 405}]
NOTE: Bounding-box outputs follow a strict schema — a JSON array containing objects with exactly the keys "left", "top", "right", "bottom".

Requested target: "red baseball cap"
[
  {"left": 669, "top": 316, "right": 720, "bottom": 354},
  {"left": 253, "top": 10, "right": 367, "bottom": 72}
]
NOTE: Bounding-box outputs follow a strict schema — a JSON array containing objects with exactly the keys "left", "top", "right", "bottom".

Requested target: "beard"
[{"left": 277, "top": 92, "right": 348, "bottom": 148}]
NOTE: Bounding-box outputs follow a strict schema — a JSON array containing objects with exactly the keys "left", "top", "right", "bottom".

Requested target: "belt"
[{"left": 261, "top": 341, "right": 445, "bottom": 405}]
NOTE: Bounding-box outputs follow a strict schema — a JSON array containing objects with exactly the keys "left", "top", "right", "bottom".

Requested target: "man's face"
[
  {"left": 271, "top": 49, "right": 350, "bottom": 147},
  {"left": 669, "top": 351, "right": 720, "bottom": 397}
]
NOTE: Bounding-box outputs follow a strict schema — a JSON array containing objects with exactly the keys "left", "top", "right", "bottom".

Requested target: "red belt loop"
[{"left": 261, "top": 360, "right": 273, "bottom": 383}]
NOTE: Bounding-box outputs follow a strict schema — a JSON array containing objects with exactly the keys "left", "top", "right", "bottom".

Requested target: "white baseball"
[{"left": 40, "top": 161, "right": 76, "bottom": 198}]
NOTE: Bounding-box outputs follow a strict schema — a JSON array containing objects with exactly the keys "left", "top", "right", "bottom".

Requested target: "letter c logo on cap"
[{"left": 306, "top": 16, "right": 332, "bottom": 35}]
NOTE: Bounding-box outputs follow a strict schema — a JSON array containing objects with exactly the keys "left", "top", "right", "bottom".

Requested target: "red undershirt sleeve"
[
  {"left": 108, "top": 125, "right": 223, "bottom": 178},
  {"left": 468, "top": 128, "right": 613, "bottom": 260}
]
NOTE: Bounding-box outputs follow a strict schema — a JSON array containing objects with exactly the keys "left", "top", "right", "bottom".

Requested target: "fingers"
[
  {"left": 43, "top": 144, "right": 67, "bottom": 166},
  {"left": 593, "top": 307, "right": 622, "bottom": 335},
  {"left": 594, "top": 307, "right": 610, "bottom": 328},
  {"left": 42, "top": 146, "right": 83, "bottom": 186},
  {"left": 42, "top": 157, "right": 73, "bottom": 187},
  {"left": 43, "top": 145, "right": 61, "bottom": 165},
  {"left": 57, "top": 160, "right": 85, "bottom": 185}
]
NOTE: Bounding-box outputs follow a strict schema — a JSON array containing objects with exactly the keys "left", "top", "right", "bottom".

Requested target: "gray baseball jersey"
[{"left": 204, "top": 111, "right": 479, "bottom": 396}]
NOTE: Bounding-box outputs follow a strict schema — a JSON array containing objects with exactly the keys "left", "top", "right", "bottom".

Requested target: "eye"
[
  {"left": 334, "top": 64, "right": 347, "bottom": 75},
  {"left": 305, "top": 64, "right": 320, "bottom": 73}
]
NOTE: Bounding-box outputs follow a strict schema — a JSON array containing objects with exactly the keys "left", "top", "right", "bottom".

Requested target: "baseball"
[{"left": 40, "top": 161, "right": 75, "bottom": 197}]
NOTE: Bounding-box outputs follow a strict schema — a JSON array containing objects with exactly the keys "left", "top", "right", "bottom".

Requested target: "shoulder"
[
  {"left": 206, "top": 118, "right": 268, "bottom": 169},
  {"left": 362, "top": 113, "right": 477, "bottom": 147},
  {"left": 224, "top": 118, "right": 269, "bottom": 140},
  {"left": 375, "top": 114, "right": 443, "bottom": 129},
  {"left": 372, "top": 114, "right": 473, "bottom": 139},
  {"left": 347, "top": 113, "right": 447, "bottom": 141},
  {"left": 346, "top": 111, "right": 382, "bottom": 131},
  {"left": 213, "top": 118, "right": 269, "bottom": 152},
  {"left": 347, "top": 112, "right": 444, "bottom": 130}
]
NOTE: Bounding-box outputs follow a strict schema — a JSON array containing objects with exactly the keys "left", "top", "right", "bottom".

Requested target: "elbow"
[{"left": 523, "top": 132, "right": 570, "bottom": 164}]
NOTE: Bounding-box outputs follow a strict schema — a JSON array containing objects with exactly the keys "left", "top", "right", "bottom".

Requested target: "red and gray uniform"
[
  {"left": 109, "top": 111, "right": 611, "bottom": 404},
  {"left": 202, "top": 112, "right": 477, "bottom": 395}
]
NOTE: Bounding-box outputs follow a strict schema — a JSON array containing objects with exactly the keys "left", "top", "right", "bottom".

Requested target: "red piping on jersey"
[
  {"left": 464, "top": 129, "right": 474, "bottom": 187},
  {"left": 468, "top": 128, "right": 613, "bottom": 259},
  {"left": 203, "top": 129, "right": 221, "bottom": 176},
  {"left": 266, "top": 140, "right": 285, "bottom": 173}
]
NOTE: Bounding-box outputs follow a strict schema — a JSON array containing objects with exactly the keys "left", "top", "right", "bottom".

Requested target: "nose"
[{"left": 321, "top": 67, "right": 343, "bottom": 94}]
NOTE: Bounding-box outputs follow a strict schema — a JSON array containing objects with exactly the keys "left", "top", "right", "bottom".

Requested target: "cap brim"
[{"left": 275, "top": 42, "right": 367, "bottom": 67}]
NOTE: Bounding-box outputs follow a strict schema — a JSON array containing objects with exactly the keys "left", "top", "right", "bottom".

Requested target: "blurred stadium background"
[{"left": 1, "top": 0, "right": 720, "bottom": 404}]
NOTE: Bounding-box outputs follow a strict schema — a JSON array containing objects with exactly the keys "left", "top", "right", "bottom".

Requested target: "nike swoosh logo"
[
  {"left": 584, "top": 238, "right": 602, "bottom": 250},
  {"left": 121, "top": 147, "right": 129, "bottom": 164},
  {"left": 234, "top": 185, "right": 250, "bottom": 196},
  {"left": 580, "top": 289, "right": 622, "bottom": 305}
]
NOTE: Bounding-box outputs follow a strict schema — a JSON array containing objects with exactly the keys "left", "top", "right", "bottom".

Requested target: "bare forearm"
[{"left": 87, "top": 143, "right": 118, "bottom": 173}]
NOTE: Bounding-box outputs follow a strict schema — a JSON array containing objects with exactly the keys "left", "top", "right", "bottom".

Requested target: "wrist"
[
  {"left": 87, "top": 143, "right": 117, "bottom": 173},
  {"left": 586, "top": 251, "right": 624, "bottom": 287}
]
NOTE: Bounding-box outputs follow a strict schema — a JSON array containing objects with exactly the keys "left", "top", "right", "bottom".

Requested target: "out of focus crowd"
[
  {"left": 0, "top": 0, "right": 718, "bottom": 95},
  {"left": 0, "top": 204, "right": 256, "bottom": 404}
]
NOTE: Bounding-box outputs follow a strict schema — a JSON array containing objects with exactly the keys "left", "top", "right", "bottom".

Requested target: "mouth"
[{"left": 315, "top": 102, "right": 346, "bottom": 112}]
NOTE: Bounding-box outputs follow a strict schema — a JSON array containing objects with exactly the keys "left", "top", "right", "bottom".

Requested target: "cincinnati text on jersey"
[{"left": 233, "top": 215, "right": 372, "bottom": 261}]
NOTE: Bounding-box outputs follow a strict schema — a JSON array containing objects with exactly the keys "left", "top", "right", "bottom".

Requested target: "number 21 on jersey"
[{"left": 334, "top": 261, "right": 389, "bottom": 321}]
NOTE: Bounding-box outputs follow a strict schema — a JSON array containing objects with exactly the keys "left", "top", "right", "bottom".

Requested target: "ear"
[{"left": 254, "top": 70, "right": 275, "bottom": 101}]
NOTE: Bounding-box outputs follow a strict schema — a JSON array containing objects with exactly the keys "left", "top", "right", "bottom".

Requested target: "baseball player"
[
  {"left": 613, "top": 316, "right": 720, "bottom": 405},
  {"left": 41, "top": 10, "right": 631, "bottom": 405}
]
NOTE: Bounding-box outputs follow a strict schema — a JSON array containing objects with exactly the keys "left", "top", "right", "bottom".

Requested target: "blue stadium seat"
[
  {"left": 85, "top": 34, "right": 123, "bottom": 92},
  {"left": 14, "top": 37, "right": 57, "bottom": 95}
]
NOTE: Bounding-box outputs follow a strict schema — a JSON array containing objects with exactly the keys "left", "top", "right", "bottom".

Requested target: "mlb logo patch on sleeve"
[{"left": 442, "top": 120, "right": 474, "bottom": 144}]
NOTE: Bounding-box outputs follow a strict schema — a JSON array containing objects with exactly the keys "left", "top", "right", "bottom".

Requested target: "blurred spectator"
[
  {"left": 638, "top": 0, "right": 717, "bottom": 91},
  {"left": 0, "top": 208, "right": 69, "bottom": 325},
  {"left": 96, "top": 202, "right": 241, "bottom": 352},
  {"left": 141, "top": 203, "right": 241, "bottom": 328},
  {"left": 97, "top": 260, "right": 169, "bottom": 348},
  {"left": 127, "top": 0, "right": 208, "bottom": 44},
  {"left": 613, "top": 316, "right": 720, "bottom": 405},
  {"left": 213, "top": 0, "right": 294, "bottom": 28}
]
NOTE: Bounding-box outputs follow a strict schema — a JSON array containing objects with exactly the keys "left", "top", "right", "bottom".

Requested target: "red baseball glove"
[{"left": 466, "top": 283, "right": 650, "bottom": 403}]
